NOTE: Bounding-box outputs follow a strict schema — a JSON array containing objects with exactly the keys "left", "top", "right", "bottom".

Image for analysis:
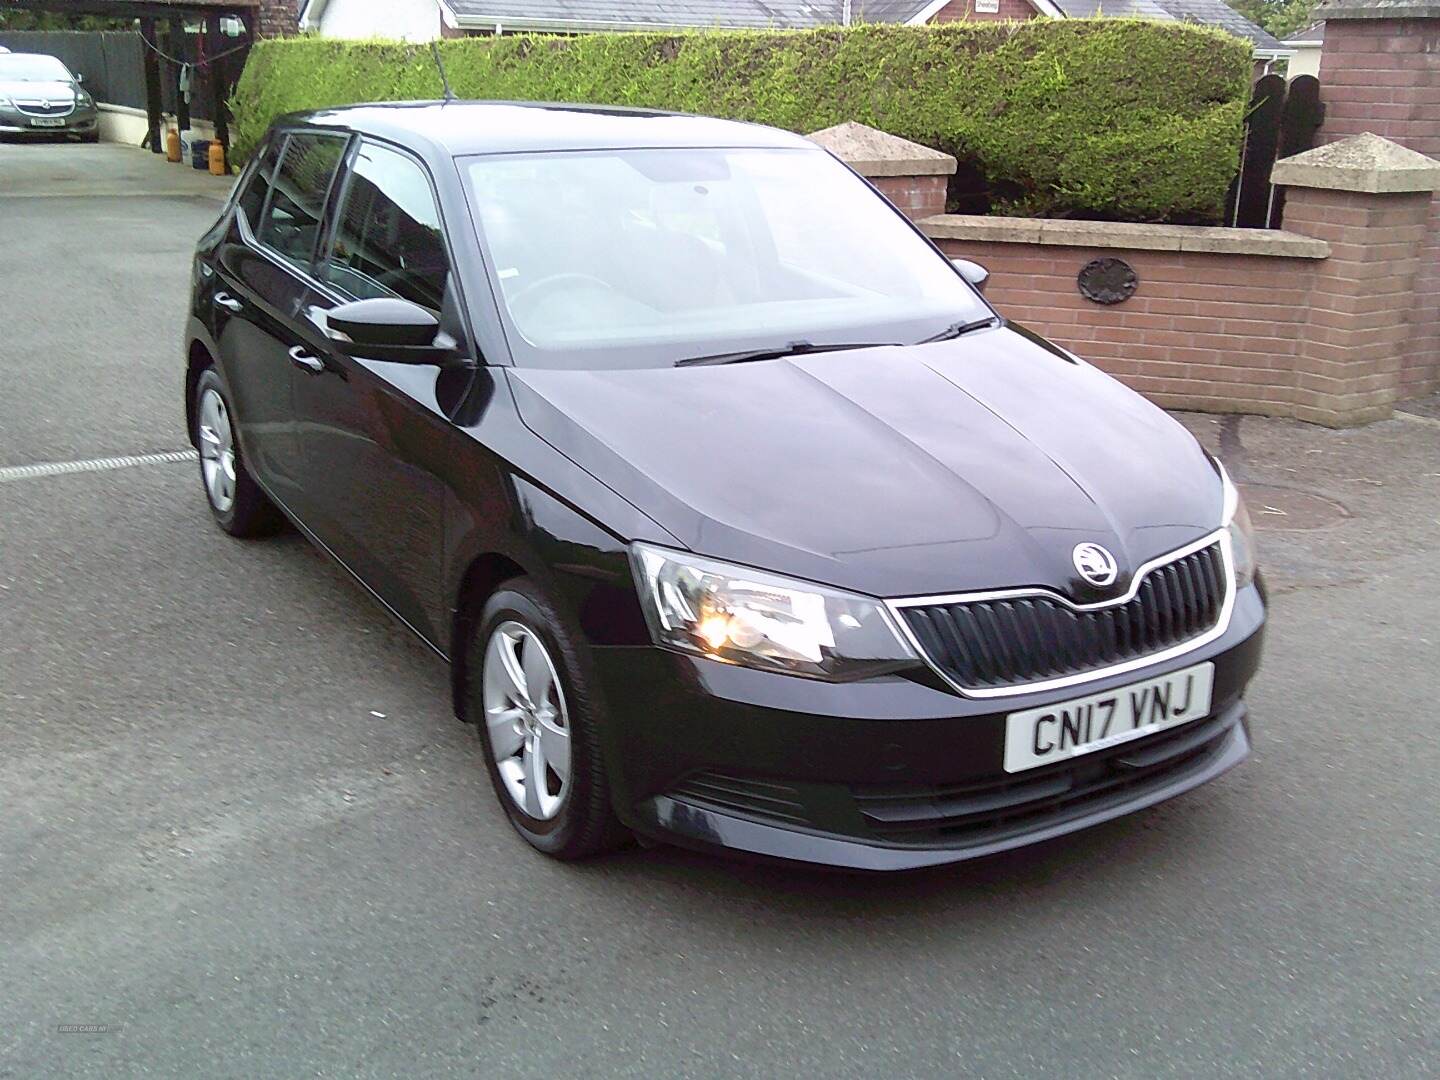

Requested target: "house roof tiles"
[{"left": 443, "top": 0, "right": 1283, "bottom": 51}]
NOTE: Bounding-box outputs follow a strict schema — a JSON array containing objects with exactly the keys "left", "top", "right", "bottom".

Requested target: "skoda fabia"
[{"left": 184, "top": 102, "right": 1265, "bottom": 870}]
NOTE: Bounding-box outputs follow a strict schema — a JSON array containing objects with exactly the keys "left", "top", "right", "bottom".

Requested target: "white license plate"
[
  {"left": 1003, "top": 662, "right": 1214, "bottom": 773},
  {"left": 30, "top": 117, "right": 66, "bottom": 128}
]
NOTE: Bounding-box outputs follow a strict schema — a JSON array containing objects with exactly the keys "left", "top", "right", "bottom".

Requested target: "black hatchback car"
[{"left": 185, "top": 101, "right": 1264, "bottom": 870}]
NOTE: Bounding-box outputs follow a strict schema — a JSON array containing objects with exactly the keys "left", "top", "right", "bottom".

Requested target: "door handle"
[
  {"left": 288, "top": 346, "right": 324, "bottom": 373},
  {"left": 214, "top": 291, "right": 243, "bottom": 312}
]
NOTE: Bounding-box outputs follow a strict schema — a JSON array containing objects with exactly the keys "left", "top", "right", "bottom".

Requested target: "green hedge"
[{"left": 230, "top": 22, "right": 1251, "bottom": 223}]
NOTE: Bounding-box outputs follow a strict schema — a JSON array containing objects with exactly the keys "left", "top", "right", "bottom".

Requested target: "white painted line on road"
[{"left": 0, "top": 449, "right": 198, "bottom": 484}]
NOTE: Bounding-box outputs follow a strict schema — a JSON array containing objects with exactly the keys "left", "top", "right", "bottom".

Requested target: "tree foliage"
[{"left": 1226, "top": 0, "right": 1317, "bottom": 40}]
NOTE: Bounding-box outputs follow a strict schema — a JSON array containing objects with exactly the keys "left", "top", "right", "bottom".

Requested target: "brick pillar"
[
  {"left": 806, "top": 121, "right": 957, "bottom": 221},
  {"left": 1273, "top": 134, "right": 1440, "bottom": 426},
  {"left": 254, "top": 0, "right": 300, "bottom": 38},
  {"left": 1313, "top": 0, "right": 1440, "bottom": 396}
]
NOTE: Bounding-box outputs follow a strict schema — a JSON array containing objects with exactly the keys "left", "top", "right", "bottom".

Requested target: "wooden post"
[
  {"left": 140, "top": 17, "right": 163, "bottom": 153},
  {"left": 205, "top": 16, "right": 228, "bottom": 170},
  {"left": 172, "top": 18, "right": 189, "bottom": 141}
]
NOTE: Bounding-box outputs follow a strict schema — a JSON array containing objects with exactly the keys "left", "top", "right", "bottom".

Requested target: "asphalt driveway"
[{"left": 2, "top": 142, "right": 1437, "bottom": 1079}]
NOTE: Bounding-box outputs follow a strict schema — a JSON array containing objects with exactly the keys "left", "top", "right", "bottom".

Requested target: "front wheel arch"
[
  {"left": 450, "top": 551, "right": 527, "bottom": 720},
  {"left": 184, "top": 339, "right": 215, "bottom": 449}
]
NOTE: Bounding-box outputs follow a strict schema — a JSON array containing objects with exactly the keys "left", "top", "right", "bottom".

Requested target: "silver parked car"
[{"left": 0, "top": 52, "right": 99, "bottom": 141}]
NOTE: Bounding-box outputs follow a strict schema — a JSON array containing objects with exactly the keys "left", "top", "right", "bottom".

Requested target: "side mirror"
[
  {"left": 326, "top": 297, "right": 459, "bottom": 365},
  {"left": 951, "top": 258, "right": 989, "bottom": 293},
  {"left": 74, "top": 72, "right": 85, "bottom": 83}
]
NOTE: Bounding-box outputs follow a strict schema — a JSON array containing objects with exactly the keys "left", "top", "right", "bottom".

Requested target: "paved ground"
[{"left": 2, "top": 143, "right": 1437, "bottom": 1078}]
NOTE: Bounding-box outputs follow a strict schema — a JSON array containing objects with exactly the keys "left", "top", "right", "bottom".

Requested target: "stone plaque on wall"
[{"left": 975, "top": 0, "right": 1000, "bottom": 10}]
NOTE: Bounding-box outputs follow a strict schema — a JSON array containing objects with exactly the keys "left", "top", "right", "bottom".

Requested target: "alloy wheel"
[
  {"left": 197, "top": 386, "right": 237, "bottom": 513},
  {"left": 482, "top": 620, "right": 572, "bottom": 820}
]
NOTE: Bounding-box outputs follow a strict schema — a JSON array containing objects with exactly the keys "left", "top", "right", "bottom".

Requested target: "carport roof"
[{"left": 0, "top": 0, "right": 255, "bottom": 16}]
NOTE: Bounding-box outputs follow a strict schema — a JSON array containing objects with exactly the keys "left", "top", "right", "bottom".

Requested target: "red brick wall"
[
  {"left": 255, "top": 1, "right": 300, "bottom": 38},
  {"left": 870, "top": 175, "right": 949, "bottom": 221},
  {"left": 930, "top": 238, "right": 1318, "bottom": 417},
  {"left": 1284, "top": 185, "right": 1433, "bottom": 424},
  {"left": 1319, "top": 17, "right": 1440, "bottom": 397},
  {"left": 930, "top": 0, "right": 1040, "bottom": 21}
]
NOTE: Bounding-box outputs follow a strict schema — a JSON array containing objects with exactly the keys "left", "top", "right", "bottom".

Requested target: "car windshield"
[
  {"left": 462, "top": 146, "right": 988, "bottom": 369},
  {"left": 0, "top": 54, "right": 74, "bottom": 82}
]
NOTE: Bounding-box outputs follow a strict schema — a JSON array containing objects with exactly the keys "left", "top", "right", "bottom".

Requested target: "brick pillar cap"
[
  {"left": 806, "top": 122, "right": 957, "bottom": 177},
  {"left": 1272, "top": 132, "right": 1440, "bottom": 193},
  {"left": 1312, "top": 0, "right": 1440, "bottom": 18}
]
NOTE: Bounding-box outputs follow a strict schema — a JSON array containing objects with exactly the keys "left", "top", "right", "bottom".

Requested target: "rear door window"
[
  {"left": 322, "top": 140, "right": 451, "bottom": 313},
  {"left": 255, "top": 132, "right": 349, "bottom": 270}
]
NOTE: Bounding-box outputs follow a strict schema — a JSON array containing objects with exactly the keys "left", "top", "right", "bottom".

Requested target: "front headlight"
[
  {"left": 631, "top": 544, "right": 917, "bottom": 680},
  {"left": 1220, "top": 464, "right": 1257, "bottom": 588}
]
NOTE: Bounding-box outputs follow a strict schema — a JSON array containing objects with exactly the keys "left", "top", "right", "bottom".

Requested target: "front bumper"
[
  {"left": 592, "top": 584, "right": 1266, "bottom": 870},
  {"left": 0, "top": 107, "right": 98, "bottom": 135}
]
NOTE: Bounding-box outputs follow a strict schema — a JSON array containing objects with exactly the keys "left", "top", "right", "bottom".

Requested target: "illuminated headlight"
[
  {"left": 631, "top": 544, "right": 917, "bottom": 680},
  {"left": 1220, "top": 464, "right": 1257, "bottom": 588}
]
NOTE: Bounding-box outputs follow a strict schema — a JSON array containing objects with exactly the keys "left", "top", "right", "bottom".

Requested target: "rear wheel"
[
  {"left": 193, "top": 367, "right": 282, "bottom": 537},
  {"left": 468, "top": 579, "right": 627, "bottom": 858}
]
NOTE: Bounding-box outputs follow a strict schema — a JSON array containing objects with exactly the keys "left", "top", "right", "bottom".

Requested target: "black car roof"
[{"left": 282, "top": 100, "right": 815, "bottom": 157}]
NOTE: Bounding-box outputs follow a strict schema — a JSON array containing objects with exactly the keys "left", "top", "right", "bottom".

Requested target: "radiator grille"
[
  {"left": 15, "top": 100, "right": 75, "bottom": 118},
  {"left": 898, "top": 541, "right": 1227, "bottom": 691}
]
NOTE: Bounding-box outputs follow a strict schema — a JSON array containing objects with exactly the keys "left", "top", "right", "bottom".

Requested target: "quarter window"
[
  {"left": 255, "top": 132, "right": 348, "bottom": 268},
  {"left": 235, "top": 137, "right": 282, "bottom": 234},
  {"left": 323, "top": 141, "right": 451, "bottom": 312}
]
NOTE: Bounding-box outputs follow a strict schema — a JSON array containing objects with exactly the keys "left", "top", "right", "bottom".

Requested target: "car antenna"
[{"left": 430, "top": 42, "right": 457, "bottom": 103}]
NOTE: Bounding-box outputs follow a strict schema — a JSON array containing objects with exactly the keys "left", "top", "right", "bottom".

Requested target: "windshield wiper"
[
  {"left": 674, "top": 340, "right": 898, "bottom": 368},
  {"left": 916, "top": 315, "right": 1002, "bottom": 344}
]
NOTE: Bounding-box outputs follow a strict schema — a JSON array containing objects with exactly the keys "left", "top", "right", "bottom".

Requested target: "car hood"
[
  {"left": 0, "top": 79, "right": 78, "bottom": 101},
  {"left": 507, "top": 325, "right": 1224, "bottom": 600}
]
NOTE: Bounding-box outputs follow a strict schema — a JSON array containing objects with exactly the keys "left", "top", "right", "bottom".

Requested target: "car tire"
[
  {"left": 192, "top": 367, "right": 282, "bottom": 538},
  {"left": 467, "top": 578, "right": 628, "bottom": 859},
  {"left": 81, "top": 130, "right": 99, "bottom": 144}
]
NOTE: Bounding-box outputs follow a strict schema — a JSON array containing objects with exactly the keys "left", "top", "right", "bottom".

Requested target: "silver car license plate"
[{"left": 1003, "top": 662, "right": 1215, "bottom": 773}]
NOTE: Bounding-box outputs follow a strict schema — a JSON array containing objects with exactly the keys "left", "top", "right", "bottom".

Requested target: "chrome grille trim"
[
  {"left": 15, "top": 100, "right": 76, "bottom": 117},
  {"left": 886, "top": 529, "right": 1235, "bottom": 699}
]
